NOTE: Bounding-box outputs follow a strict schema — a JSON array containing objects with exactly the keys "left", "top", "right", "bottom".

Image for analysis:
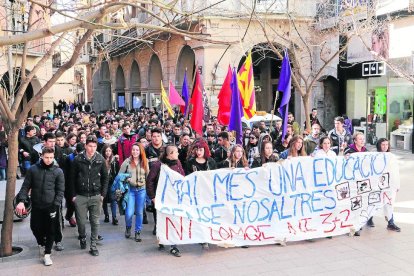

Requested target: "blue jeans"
[{"left": 125, "top": 187, "right": 146, "bottom": 232}]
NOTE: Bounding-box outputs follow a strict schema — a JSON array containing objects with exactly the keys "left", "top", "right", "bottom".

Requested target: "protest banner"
[{"left": 155, "top": 153, "right": 399, "bottom": 246}]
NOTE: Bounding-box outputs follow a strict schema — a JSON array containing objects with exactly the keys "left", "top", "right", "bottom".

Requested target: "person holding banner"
[
  {"left": 279, "top": 136, "right": 307, "bottom": 159},
  {"left": 313, "top": 136, "right": 337, "bottom": 157},
  {"left": 222, "top": 144, "right": 249, "bottom": 169},
  {"left": 365, "top": 138, "right": 401, "bottom": 232},
  {"left": 185, "top": 140, "right": 217, "bottom": 250},
  {"left": 120, "top": 143, "right": 149, "bottom": 242},
  {"left": 344, "top": 132, "right": 368, "bottom": 156},
  {"left": 146, "top": 145, "right": 184, "bottom": 257},
  {"left": 251, "top": 141, "right": 279, "bottom": 168},
  {"left": 344, "top": 132, "right": 368, "bottom": 236}
]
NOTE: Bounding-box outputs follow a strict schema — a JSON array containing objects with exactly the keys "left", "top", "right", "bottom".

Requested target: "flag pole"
[
  {"left": 270, "top": 91, "right": 279, "bottom": 132},
  {"left": 162, "top": 80, "right": 165, "bottom": 121}
]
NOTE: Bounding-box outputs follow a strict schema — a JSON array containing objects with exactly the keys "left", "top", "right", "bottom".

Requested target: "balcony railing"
[{"left": 11, "top": 38, "right": 46, "bottom": 56}]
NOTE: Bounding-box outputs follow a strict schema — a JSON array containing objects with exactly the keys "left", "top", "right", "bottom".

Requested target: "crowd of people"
[{"left": 0, "top": 104, "right": 400, "bottom": 266}]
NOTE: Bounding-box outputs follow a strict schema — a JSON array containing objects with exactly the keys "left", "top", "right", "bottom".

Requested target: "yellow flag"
[
  {"left": 237, "top": 51, "right": 256, "bottom": 119},
  {"left": 161, "top": 81, "right": 174, "bottom": 118}
]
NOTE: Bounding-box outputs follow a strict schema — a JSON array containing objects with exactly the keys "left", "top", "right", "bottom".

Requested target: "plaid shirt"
[{"left": 248, "top": 146, "right": 259, "bottom": 167}]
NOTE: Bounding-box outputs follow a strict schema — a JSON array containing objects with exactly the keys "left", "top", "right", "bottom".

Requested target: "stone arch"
[
  {"left": 237, "top": 43, "right": 295, "bottom": 115},
  {"left": 176, "top": 45, "right": 195, "bottom": 90},
  {"left": 147, "top": 54, "right": 162, "bottom": 109},
  {"left": 0, "top": 68, "right": 41, "bottom": 116},
  {"left": 130, "top": 60, "right": 142, "bottom": 109},
  {"left": 92, "top": 61, "right": 112, "bottom": 112},
  {"left": 115, "top": 65, "right": 126, "bottom": 109}
]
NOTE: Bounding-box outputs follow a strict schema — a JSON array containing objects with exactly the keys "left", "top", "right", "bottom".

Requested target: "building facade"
[{"left": 89, "top": 0, "right": 339, "bottom": 127}]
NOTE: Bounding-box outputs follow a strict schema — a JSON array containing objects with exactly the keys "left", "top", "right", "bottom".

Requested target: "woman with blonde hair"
[
  {"left": 119, "top": 142, "right": 149, "bottom": 242},
  {"left": 222, "top": 144, "right": 249, "bottom": 169}
]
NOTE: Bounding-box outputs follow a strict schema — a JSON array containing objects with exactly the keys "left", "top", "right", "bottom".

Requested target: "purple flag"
[
  {"left": 278, "top": 51, "right": 292, "bottom": 141},
  {"left": 229, "top": 68, "right": 243, "bottom": 145},
  {"left": 181, "top": 71, "right": 189, "bottom": 116}
]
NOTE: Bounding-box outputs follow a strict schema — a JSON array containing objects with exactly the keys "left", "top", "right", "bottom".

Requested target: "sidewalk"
[{"left": 1, "top": 151, "right": 414, "bottom": 275}]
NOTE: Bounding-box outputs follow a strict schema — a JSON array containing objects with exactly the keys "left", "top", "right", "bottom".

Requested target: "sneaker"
[
  {"left": 43, "top": 254, "right": 53, "bottom": 266},
  {"left": 38, "top": 245, "right": 45, "bottom": 258},
  {"left": 104, "top": 215, "right": 109, "bottom": 223},
  {"left": 135, "top": 231, "right": 142, "bottom": 242},
  {"left": 387, "top": 224, "right": 401, "bottom": 232},
  {"left": 202, "top": 243, "right": 209, "bottom": 250},
  {"left": 68, "top": 217, "right": 77, "bottom": 227},
  {"left": 170, "top": 247, "right": 181, "bottom": 257},
  {"left": 112, "top": 217, "right": 118, "bottom": 225},
  {"left": 125, "top": 227, "right": 131, "bottom": 239},
  {"left": 158, "top": 244, "right": 165, "bottom": 251},
  {"left": 98, "top": 235, "right": 103, "bottom": 241},
  {"left": 367, "top": 217, "right": 375, "bottom": 227},
  {"left": 354, "top": 230, "right": 361, "bottom": 236},
  {"left": 80, "top": 238, "right": 87, "bottom": 249},
  {"left": 89, "top": 248, "right": 99, "bottom": 256},
  {"left": 54, "top": 242, "right": 64, "bottom": 251}
]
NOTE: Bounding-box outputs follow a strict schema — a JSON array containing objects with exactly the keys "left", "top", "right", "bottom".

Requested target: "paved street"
[{"left": 1, "top": 150, "right": 414, "bottom": 275}]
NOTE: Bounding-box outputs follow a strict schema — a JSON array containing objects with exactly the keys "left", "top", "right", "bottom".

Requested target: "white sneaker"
[
  {"left": 38, "top": 245, "right": 45, "bottom": 259},
  {"left": 43, "top": 254, "right": 53, "bottom": 266}
]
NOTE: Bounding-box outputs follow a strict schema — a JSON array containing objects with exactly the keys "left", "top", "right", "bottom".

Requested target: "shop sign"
[{"left": 362, "top": 61, "right": 386, "bottom": 77}]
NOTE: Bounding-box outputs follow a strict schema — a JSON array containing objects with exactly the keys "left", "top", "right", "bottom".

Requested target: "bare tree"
[
  {"left": 0, "top": 0, "right": 231, "bottom": 257},
  {"left": 250, "top": 0, "right": 380, "bottom": 132}
]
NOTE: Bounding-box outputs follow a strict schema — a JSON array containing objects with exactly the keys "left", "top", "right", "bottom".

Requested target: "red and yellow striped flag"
[{"left": 237, "top": 51, "right": 256, "bottom": 119}]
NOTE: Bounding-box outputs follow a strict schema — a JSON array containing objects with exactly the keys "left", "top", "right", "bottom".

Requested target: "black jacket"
[
  {"left": 185, "top": 157, "right": 217, "bottom": 175},
  {"left": 17, "top": 161, "right": 65, "bottom": 210},
  {"left": 214, "top": 145, "right": 230, "bottom": 168},
  {"left": 70, "top": 152, "right": 108, "bottom": 198},
  {"left": 19, "top": 135, "right": 41, "bottom": 164}
]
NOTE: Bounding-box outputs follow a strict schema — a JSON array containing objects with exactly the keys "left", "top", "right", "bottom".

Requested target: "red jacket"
[{"left": 117, "top": 134, "right": 138, "bottom": 165}]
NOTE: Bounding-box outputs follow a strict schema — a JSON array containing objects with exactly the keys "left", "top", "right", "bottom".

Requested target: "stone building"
[{"left": 89, "top": 0, "right": 341, "bottom": 127}]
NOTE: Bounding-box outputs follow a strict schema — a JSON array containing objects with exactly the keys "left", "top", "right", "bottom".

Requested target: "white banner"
[{"left": 155, "top": 153, "right": 400, "bottom": 246}]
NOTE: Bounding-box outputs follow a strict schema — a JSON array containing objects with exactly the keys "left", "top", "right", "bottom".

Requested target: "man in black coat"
[
  {"left": 70, "top": 135, "right": 108, "bottom": 256},
  {"left": 15, "top": 147, "right": 65, "bottom": 266}
]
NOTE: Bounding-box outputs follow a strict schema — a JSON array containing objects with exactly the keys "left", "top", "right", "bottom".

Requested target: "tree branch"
[
  {"left": 0, "top": 3, "right": 125, "bottom": 46},
  {"left": 11, "top": 33, "right": 66, "bottom": 115},
  {"left": 21, "top": 3, "right": 36, "bottom": 81},
  {"left": 0, "top": 91, "right": 14, "bottom": 121},
  {"left": 17, "top": 28, "right": 95, "bottom": 125}
]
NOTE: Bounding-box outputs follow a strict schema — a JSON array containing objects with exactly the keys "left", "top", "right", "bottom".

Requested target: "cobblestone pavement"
[{"left": 1, "top": 150, "right": 414, "bottom": 275}]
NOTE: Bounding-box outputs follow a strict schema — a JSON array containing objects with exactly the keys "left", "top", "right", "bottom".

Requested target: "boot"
[
  {"left": 135, "top": 231, "right": 142, "bottom": 242},
  {"left": 112, "top": 217, "right": 118, "bottom": 225},
  {"left": 104, "top": 215, "right": 109, "bottom": 223},
  {"left": 125, "top": 227, "right": 131, "bottom": 239},
  {"left": 143, "top": 210, "right": 148, "bottom": 224},
  {"left": 79, "top": 237, "right": 86, "bottom": 249}
]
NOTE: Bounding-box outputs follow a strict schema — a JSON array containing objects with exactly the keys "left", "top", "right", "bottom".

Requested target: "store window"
[{"left": 388, "top": 79, "right": 413, "bottom": 151}]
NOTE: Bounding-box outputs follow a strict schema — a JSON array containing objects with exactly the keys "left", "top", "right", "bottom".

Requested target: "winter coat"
[
  {"left": 69, "top": 152, "right": 108, "bottom": 198},
  {"left": 111, "top": 172, "right": 131, "bottom": 210},
  {"left": 146, "top": 159, "right": 185, "bottom": 200},
  {"left": 185, "top": 157, "right": 217, "bottom": 175},
  {"left": 145, "top": 143, "right": 165, "bottom": 168},
  {"left": 17, "top": 160, "right": 65, "bottom": 210},
  {"left": 344, "top": 144, "right": 368, "bottom": 155},
  {"left": 328, "top": 129, "right": 353, "bottom": 154},
  {"left": 117, "top": 133, "right": 138, "bottom": 165},
  {"left": 19, "top": 135, "right": 41, "bottom": 164},
  {"left": 251, "top": 154, "right": 279, "bottom": 168}
]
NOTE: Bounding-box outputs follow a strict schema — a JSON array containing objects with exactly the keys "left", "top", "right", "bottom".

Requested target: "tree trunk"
[
  {"left": 1, "top": 127, "right": 19, "bottom": 257},
  {"left": 302, "top": 93, "right": 311, "bottom": 133}
]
